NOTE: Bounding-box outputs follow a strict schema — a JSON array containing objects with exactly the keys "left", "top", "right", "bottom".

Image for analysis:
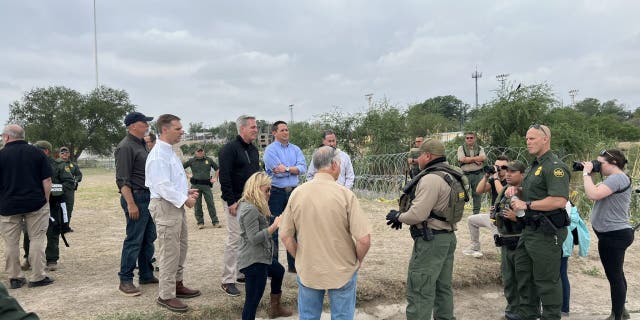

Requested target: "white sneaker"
[{"left": 462, "top": 249, "right": 483, "bottom": 258}]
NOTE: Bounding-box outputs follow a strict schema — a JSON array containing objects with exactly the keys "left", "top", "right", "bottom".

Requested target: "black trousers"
[
  {"left": 595, "top": 228, "right": 634, "bottom": 320},
  {"left": 240, "top": 262, "right": 285, "bottom": 320}
]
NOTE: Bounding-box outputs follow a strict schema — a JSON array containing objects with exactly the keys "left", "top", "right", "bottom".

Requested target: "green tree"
[
  {"left": 574, "top": 98, "right": 600, "bottom": 116},
  {"left": 8, "top": 85, "right": 135, "bottom": 160},
  {"left": 354, "top": 100, "right": 407, "bottom": 154},
  {"left": 406, "top": 95, "right": 465, "bottom": 133},
  {"left": 316, "top": 107, "right": 361, "bottom": 156}
]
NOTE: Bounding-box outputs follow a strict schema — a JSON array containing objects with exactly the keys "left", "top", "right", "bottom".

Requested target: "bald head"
[
  {"left": 526, "top": 124, "right": 551, "bottom": 157},
  {"left": 2, "top": 124, "right": 25, "bottom": 142}
]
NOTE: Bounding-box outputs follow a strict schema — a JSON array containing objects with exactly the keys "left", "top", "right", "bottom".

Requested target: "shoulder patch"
[{"left": 553, "top": 168, "right": 565, "bottom": 177}]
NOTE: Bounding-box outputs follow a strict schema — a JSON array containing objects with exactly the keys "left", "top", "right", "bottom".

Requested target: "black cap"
[
  {"left": 506, "top": 160, "right": 526, "bottom": 173},
  {"left": 124, "top": 112, "right": 153, "bottom": 126}
]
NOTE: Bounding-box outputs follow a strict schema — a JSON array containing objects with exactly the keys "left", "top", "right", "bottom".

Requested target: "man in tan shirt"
[
  {"left": 457, "top": 131, "right": 486, "bottom": 215},
  {"left": 280, "top": 146, "right": 371, "bottom": 320}
]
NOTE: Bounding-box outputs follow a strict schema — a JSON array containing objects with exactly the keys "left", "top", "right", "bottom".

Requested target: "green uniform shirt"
[
  {"left": 62, "top": 160, "right": 82, "bottom": 187},
  {"left": 521, "top": 150, "right": 570, "bottom": 202},
  {"left": 50, "top": 157, "right": 75, "bottom": 192},
  {"left": 494, "top": 189, "right": 524, "bottom": 235},
  {"left": 183, "top": 156, "right": 218, "bottom": 180}
]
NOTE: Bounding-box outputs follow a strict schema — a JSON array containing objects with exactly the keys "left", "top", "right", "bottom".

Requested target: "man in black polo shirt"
[
  {"left": 115, "top": 112, "right": 157, "bottom": 296},
  {"left": 0, "top": 124, "right": 54, "bottom": 289}
]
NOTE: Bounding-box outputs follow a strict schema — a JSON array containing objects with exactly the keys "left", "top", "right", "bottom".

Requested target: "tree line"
[{"left": 6, "top": 83, "right": 639, "bottom": 161}]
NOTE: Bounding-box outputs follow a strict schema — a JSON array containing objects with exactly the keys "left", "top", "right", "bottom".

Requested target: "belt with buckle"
[{"left": 273, "top": 186, "right": 296, "bottom": 193}]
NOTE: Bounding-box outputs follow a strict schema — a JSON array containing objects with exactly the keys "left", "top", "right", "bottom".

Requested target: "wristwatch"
[
  {"left": 526, "top": 201, "right": 532, "bottom": 211},
  {"left": 583, "top": 172, "right": 590, "bottom": 176},
  {"left": 285, "top": 166, "right": 290, "bottom": 173}
]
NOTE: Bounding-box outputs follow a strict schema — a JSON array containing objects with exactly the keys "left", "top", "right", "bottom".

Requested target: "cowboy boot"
[{"left": 269, "top": 293, "right": 292, "bottom": 318}]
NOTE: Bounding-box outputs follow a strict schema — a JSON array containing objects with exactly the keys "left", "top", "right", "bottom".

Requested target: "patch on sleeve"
[{"left": 553, "top": 168, "right": 565, "bottom": 177}]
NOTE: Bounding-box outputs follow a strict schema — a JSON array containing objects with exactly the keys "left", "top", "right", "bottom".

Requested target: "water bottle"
[{"left": 511, "top": 195, "right": 526, "bottom": 218}]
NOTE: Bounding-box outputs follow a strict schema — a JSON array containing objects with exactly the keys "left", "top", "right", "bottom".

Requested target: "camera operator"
[
  {"left": 582, "top": 149, "right": 634, "bottom": 320},
  {"left": 457, "top": 132, "right": 487, "bottom": 215},
  {"left": 463, "top": 155, "right": 509, "bottom": 258}
]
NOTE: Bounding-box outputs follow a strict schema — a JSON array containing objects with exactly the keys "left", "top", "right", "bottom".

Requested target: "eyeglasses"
[
  {"left": 498, "top": 165, "right": 508, "bottom": 170},
  {"left": 60, "top": 151, "right": 69, "bottom": 154},
  {"left": 600, "top": 149, "right": 614, "bottom": 158},
  {"left": 465, "top": 137, "right": 474, "bottom": 140},
  {"left": 529, "top": 124, "right": 549, "bottom": 137}
]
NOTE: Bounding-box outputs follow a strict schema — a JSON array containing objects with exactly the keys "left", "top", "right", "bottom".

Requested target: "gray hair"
[
  {"left": 313, "top": 146, "right": 341, "bottom": 170},
  {"left": 3, "top": 124, "right": 25, "bottom": 140},
  {"left": 236, "top": 115, "right": 255, "bottom": 135}
]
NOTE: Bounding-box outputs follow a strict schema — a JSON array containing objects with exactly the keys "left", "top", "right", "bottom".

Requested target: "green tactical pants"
[
  {"left": 501, "top": 242, "right": 534, "bottom": 317},
  {"left": 515, "top": 227, "right": 567, "bottom": 320},
  {"left": 63, "top": 191, "right": 74, "bottom": 224},
  {"left": 0, "top": 283, "right": 39, "bottom": 320},
  {"left": 466, "top": 172, "right": 483, "bottom": 214},
  {"left": 192, "top": 184, "right": 218, "bottom": 225},
  {"left": 406, "top": 232, "right": 457, "bottom": 320}
]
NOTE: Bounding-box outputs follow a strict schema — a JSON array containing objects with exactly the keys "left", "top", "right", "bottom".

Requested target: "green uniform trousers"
[
  {"left": 23, "top": 199, "right": 64, "bottom": 263},
  {"left": 515, "top": 227, "right": 567, "bottom": 320},
  {"left": 192, "top": 184, "right": 218, "bottom": 225},
  {"left": 501, "top": 242, "right": 535, "bottom": 317},
  {"left": 406, "top": 232, "right": 457, "bottom": 320},
  {"left": 0, "top": 283, "right": 39, "bottom": 320},
  {"left": 63, "top": 191, "right": 74, "bottom": 224},
  {"left": 466, "top": 172, "right": 483, "bottom": 214}
]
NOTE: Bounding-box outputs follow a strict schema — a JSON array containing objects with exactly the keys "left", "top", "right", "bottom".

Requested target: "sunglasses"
[
  {"left": 498, "top": 165, "right": 508, "bottom": 170},
  {"left": 60, "top": 151, "right": 69, "bottom": 154},
  {"left": 529, "top": 124, "right": 549, "bottom": 137},
  {"left": 465, "top": 137, "right": 475, "bottom": 140},
  {"left": 600, "top": 149, "right": 614, "bottom": 158}
]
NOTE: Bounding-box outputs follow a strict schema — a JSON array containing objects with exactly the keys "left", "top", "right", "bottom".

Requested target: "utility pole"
[
  {"left": 289, "top": 104, "right": 294, "bottom": 124},
  {"left": 93, "top": 0, "right": 99, "bottom": 88},
  {"left": 569, "top": 89, "right": 579, "bottom": 106},
  {"left": 365, "top": 93, "right": 373, "bottom": 109},
  {"left": 471, "top": 67, "right": 482, "bottom": 107},
  {"left": 496, "top": 73, "right": 509, "bottom": 91}
]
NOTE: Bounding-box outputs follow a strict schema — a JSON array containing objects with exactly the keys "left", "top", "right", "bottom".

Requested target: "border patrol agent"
[
  {"left": 493, "top": 161, "right": 528, "bottom": 320},
  {"left": 457, "top": 132, "right": 487, "bottom": 215},
  {"left": 183, "top": 146, "right": 220, "bottom": 228},
  {"left": 509, "top": 125, "right": 570, "bottom": 320},
  {"left": 387, "top": 139, "right": 468, "bottom": 320},
  {"left": 59, "top": 146, "right": 82, "bottom": 231}
]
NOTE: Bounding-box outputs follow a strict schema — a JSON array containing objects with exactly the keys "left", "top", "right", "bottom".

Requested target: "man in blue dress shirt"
[{"left": 264, "top": 120, "right": 307, "bottom": 273}]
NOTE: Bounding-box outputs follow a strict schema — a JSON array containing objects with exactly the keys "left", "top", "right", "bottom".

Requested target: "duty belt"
[
  {"left": 273, "top": 186, "right": 296, "bottom": 193},
  {"left": 190, "top": 178, "right": 211, "bottom": 185},
  {"left": 464, "top": 169, "right": 483, "bottom": 175},
  {"left": 409, "top": 225, "right": 453, "bottom": 240}
]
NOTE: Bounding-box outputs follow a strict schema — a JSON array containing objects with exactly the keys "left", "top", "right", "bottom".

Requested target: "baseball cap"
[
  {"left": 419, "top": 139, "right": 445, "bottom": 156},
  {"left": 59, "top": 146, "right": 69, "bottom": 153},
  {"left": 506, "top": 160, "right": 526, "bottom": 172},
  {"left": 34, "top": 140, "right": 52, "bottom": 151},
  {"left": 124, "top": 112, "right": 153, "bottom": 126}
]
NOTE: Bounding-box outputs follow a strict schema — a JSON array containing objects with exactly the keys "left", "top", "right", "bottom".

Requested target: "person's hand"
[
  {"left": 188, "top": 189, "right": 199, "bottom": 198},
  {"left": 386, "top": 210, "right": 403, "bottom": 230},
  {"left": 510, "top": 198, "right": 526, "bottom": 211},
  {"left": 210, "top": 177, "right": 217, "bottom": 183},
  {"left": 185, "top": 197, "right": 196, "bottom": 208},
  {"left": 186, "top": 173, "right": 193, "bottom": 179},
  {"left": 269, "top": 216, "right": 281, "bottom": 234},
  {"left": 127, "top": 202, "right": 140, "bottom": 220},
  {"left": 273, "top": 164, "right": 287, "bottom": 174},
  {"left": 582, "top": 161, "right": 593, "bottom": 175},
  {"left": 502, "top": 207, "right": 517, "bottom": 222},
  {"left": 228, "top": 202, "right": 239, "bottom": 216},
  {"left": 505, "top": 186, "right": 518, "bottom": 197}
]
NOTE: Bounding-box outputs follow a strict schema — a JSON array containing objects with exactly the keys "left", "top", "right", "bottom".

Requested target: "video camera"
[{"left": 572, "top": 160, "right": 601, "bottom": 172}]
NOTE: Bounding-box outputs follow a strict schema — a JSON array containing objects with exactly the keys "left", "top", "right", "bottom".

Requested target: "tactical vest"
[
  {"left": 399, "top": 164, "right": 469, "bottom": 225},
  {"left": 493, "top": 189, "right": 524, "bottom": 236}
]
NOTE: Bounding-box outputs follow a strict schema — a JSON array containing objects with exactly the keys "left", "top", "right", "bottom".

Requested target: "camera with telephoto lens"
[
  {"left": 572, "top": 160, "right": 601, "bottom": 172},
  {"left": 483, "top": 165, "right": 496, "bottom": 174}
]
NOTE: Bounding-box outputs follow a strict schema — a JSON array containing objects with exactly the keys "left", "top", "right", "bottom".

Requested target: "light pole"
[
  {"left": 496, "top": 73, "right": 509, "bottom": 93},
  {"left": 471, "top": 68, "right": 482, "bottom": 107},
  {"left": 93, "top": 0, "right": 99, "bottom": 88},
  {"left": 569, "top": 89, "right": 579, "bottom": 106},
  {"left": 289, "top": 104, "right": 294, "bottom": 124},
  {"left": 365, "top": 93, "right": 373, "bottom": 109}
]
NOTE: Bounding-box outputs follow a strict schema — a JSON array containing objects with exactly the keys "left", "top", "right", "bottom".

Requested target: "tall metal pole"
[
  {"left": 471, "top": 68, "right": 482, "bottom": 107},
  {"left": 289, "top": 104, "right": 294, "bottom": 124},
  {"left": 365, "top": 93, "right": 373, "bottom": 109},
  {"left": 93, "top": 0, "right": 99, "bottom": 88},
  {"left": 496, "top": 73, "right": 509, "bottom": 91}
]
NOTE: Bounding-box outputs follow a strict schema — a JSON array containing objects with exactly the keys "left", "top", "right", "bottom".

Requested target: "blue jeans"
[
  {"left": 240, "top": 262, "right": 285, "bottom": 320},
  {"left": 560, "top": 257, "right": 569, "bottom": 313},
  {"left": 118, "top": 191, "right": 157, "bottom": 282},
  {"left": 268, "top": 188, "right": 295, "bottom": 270},
  {"left": 297, "top": 272, "right": 357, "bottom": 320}
]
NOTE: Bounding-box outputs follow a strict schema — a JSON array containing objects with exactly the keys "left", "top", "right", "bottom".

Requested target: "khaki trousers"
[
  {"left": 149, "top": 198, "right": 188, "bottom": 300},
  {"left": 221, "top": 202, "right": 241, "bottom": 284},
  {"left": 0, "top": 204, "right": 49, "bottom": 282}
]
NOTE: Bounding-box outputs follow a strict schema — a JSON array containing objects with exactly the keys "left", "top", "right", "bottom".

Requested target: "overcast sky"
[{"left": 1, "top": 1, "right": 639, "bottom": 129}]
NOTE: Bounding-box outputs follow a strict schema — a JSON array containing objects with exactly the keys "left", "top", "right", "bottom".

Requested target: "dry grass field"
[{"left": 1, "top": 168, "right": 639, "bottom": 319}]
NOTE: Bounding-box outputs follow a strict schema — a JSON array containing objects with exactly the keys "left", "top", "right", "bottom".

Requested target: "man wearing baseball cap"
[
  {"left": 115, "top": 111, "right": 157, "bottom": 296},
  {"left": 58, "top": 146, "right": 82, "bottom": 232}
]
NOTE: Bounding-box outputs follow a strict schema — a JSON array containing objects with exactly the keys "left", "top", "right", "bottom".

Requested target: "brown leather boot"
[
  {"left": 176, "top": 281, "right": 201, "bottom": 298},
  {"left": 269, "top": 293, "right": 292, "bottom": 318},
  {"left": 157, "top": 297, "right": 188, "bottom": 313}
]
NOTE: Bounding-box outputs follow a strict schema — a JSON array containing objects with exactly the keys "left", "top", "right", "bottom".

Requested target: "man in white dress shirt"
[
  {"left": 145, "top": 114, "right": 200, "bottom": 313},
  {"left": 306, "top": 130, "right": 355, "bottom": 189}
]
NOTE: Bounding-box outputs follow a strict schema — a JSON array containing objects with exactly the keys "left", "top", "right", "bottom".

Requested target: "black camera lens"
[
  {"left": 483, "top": 165, "right": 496, "bottom": 174},
  {"left": 573, "top": 160, "right": 601, "bottom": 172}
]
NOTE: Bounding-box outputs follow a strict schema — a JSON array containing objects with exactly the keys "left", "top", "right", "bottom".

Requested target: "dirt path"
[{"left": 1, "top": 169, "right": 638, "bottom": 319}]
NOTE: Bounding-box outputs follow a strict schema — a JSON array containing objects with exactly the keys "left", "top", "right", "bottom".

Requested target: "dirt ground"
[{"left": 1, "top": 168, "right": 639, "bottom": 319}]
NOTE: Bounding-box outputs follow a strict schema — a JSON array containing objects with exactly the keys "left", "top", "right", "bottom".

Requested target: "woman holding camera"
[
  {"left": 237, "top": 172, "right": 292, "bottom": 319},
  {"left": 582, "top": 149, "right": 634, "bottom": 320}
]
